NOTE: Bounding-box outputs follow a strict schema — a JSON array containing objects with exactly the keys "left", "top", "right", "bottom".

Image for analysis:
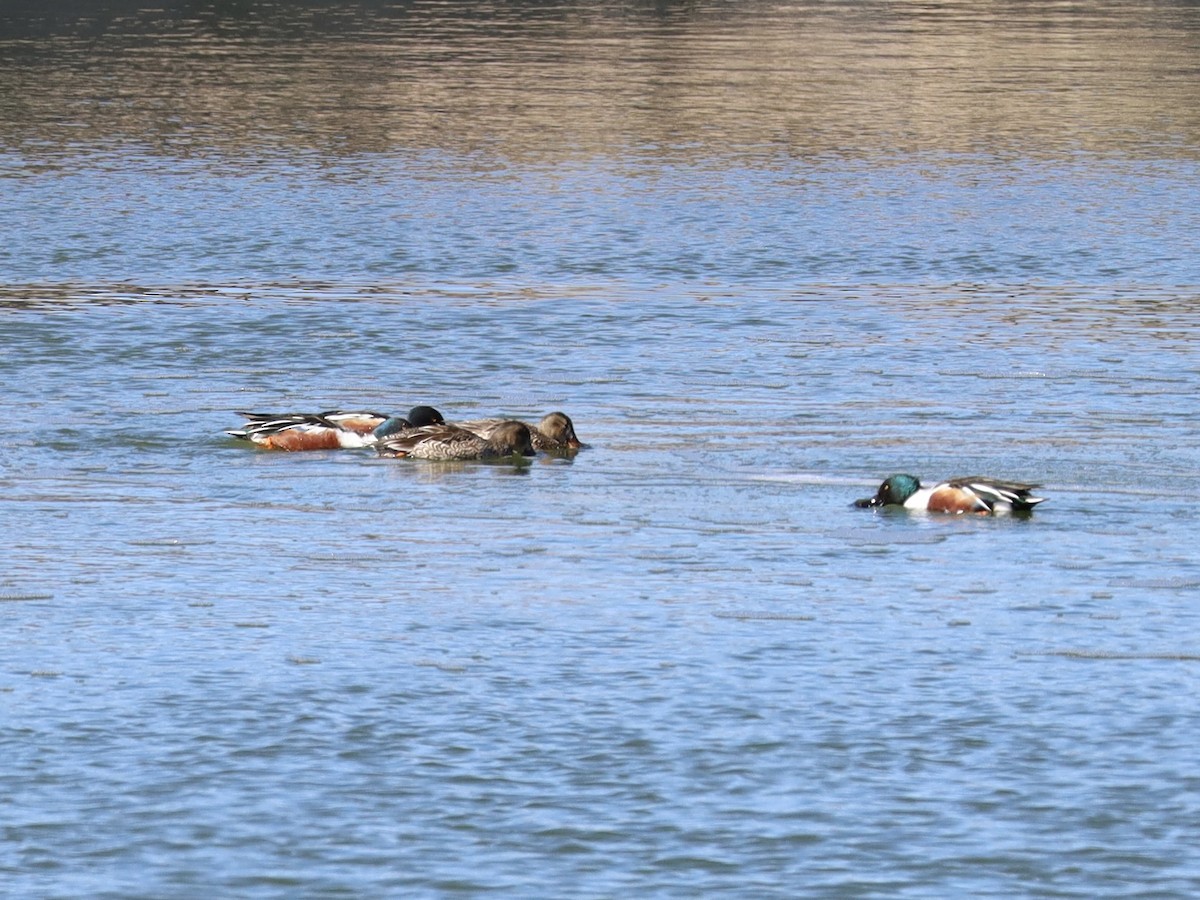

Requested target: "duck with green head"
[
  {"left": 226, "top": 405, "right": 445, "bottom": 451},
  {"left": 855, "top": 474, "right": 1046, "bottom": 515}
]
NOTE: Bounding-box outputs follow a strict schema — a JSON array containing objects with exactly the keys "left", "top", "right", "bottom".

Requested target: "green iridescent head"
[
  {"left": 372, "top": 416, "right": 412, "bottom": 439},
  {"left": 855, "top": 473, "right": 921, "bottom": 508}
]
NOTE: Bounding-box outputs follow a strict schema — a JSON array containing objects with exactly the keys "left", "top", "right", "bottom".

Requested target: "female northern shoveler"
[
  {"left": 227, "top": 406, "right": 445, "bottom": 451},
  {"left": 375, "top": 421, "right": 535, "bottom": 461},
  {"left": 855, "top": 474, "right": 1046, "bottom": 515},
  {"left": 458, "top": 411, "right": 584, "bottom": 453}
]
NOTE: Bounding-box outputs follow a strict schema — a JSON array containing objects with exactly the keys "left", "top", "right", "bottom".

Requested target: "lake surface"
[{"left": 3, "top": 2, "right": 1200, "bottom": 896}]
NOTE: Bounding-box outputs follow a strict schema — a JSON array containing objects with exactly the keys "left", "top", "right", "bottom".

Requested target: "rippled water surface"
[{"left": 3, "top": 2, "right": 1200, "bottom": 897}]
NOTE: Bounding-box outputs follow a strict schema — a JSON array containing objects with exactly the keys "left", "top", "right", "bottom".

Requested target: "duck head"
[
  {"left": 855, "top": 474, "right": 921, "bottom": 508},
  {"left": 372, "top": 416, "right": 412, "bottom": 439},
  {"left": 491, "top": 421, "right": 536, "bottom": 458},
  {"left": 540, "top": 411, "right": 583, "bottom": 449},
  {"left": 406, "top": 405, "right": 445, "bottom": 427}
]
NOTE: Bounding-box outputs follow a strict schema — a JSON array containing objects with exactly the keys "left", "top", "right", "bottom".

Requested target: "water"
[{"left": 3, "top": 2, "right": 1200, "bottom": 897}]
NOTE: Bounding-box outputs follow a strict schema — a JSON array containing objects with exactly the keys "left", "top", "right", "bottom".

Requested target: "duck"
[
  {"left": 855, "top": 474, "right": 1046, "bottom": 515},
  {"left": 375, "top": 420, "right": 536, "bottom": 461},
  {"left": 457, "top": 411, "right": 584, "bottom": 453},
  {"left": 227, "top": 406, "right": 445, "bottom": 451}
]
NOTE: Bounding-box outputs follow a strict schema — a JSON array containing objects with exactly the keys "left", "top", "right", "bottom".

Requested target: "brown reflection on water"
[{"left": 1, "top": 1, "right": 1198, "bottom": 161}]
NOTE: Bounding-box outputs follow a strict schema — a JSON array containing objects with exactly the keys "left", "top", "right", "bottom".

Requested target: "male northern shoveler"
[
  {"left": 227, "top": 406, "right": 445, "bottom": 451},
  {"left": 375, "top": 420, "right": 535, "bottom": 461},
  {"left": 458, "top": 411, "right": 584, "bottom": 453},
  {"left": 855, "top": 474, "right": 1046, "bottom": 515}
]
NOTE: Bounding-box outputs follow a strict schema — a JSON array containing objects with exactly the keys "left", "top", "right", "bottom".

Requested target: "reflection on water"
[
  {"left": 2, "top": 1, "right": 1198, "bottom": 286},
  {"left": 1, "top": 1, "right": 1198, "bottom": 161}
]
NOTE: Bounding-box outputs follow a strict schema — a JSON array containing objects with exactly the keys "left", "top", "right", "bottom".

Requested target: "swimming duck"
[
  {"left": 855, "top": 475, "right": 1046, "bottom": 515},
  {"left": 376, "top": 420, "right": 536, "bottom": 461},
  {"left": 227, "top": 406, "right": 444, "bottom": 451},
  {"left": 458, "top": 411, "right": 584, "bottom": 453}
]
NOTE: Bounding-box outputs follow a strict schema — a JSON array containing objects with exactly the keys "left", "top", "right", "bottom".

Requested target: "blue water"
[
  {"left": 4, "top": 2, "right": 1200, "bottom": 897},
  {"left": 4, "top": 153, "right": 1197, "bottom": 285}
]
